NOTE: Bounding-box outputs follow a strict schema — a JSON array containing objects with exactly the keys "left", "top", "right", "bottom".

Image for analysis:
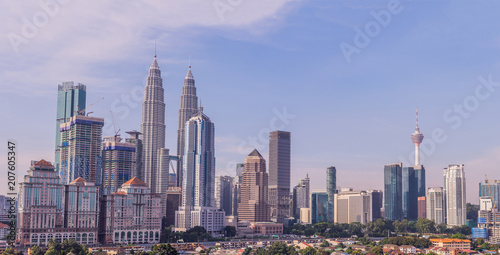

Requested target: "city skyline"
[{"left": 3, "top": 1, "right": 500, "bottom": 204}]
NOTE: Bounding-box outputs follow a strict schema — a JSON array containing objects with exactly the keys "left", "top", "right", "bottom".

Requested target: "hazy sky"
[{"left": 2, "top": 0, "right": 500, "bottom": 204}]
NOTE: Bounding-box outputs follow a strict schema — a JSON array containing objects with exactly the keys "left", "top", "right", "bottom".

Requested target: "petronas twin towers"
[{"left": 140, "top": 52, "right": 199, "bottom": 194}]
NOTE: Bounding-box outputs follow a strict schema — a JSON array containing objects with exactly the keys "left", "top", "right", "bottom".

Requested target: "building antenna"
[{"left": 154, "top": 40, "right": 157, "bottom": 58}]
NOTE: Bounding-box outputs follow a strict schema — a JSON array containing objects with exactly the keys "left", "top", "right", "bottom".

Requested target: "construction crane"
[
  {"left": 75, "top": 97, "right": 104, "bottom": 116},
  {"left": 110, "top": 110, "right": 121, "bottom": 142},
  {"left": 485, "top": 175, "right": 497, "bottom": 209}
]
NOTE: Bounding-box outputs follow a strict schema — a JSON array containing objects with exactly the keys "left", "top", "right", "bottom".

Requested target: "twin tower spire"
[{"left": 141, "top": 46, "right": 198, "bottom": 193}]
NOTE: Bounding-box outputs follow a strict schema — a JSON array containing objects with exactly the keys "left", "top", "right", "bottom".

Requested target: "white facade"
[
  {"left": 444, "top": 164, "right": 466, "bottom": 226},
  {"left": 426, "top": 187, "right": 445, "bottom": 224},
  {"left": 334, "top": 190, "right": 372, "bottom": 224}
]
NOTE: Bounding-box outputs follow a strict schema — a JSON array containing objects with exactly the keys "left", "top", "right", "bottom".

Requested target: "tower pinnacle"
[{"left": 411, "top": 108, "right": 424, "bottom": 165}]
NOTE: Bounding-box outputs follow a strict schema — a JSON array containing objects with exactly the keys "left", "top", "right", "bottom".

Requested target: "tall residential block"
[
  {"left": 326, "top": 166, "right": 336, "bottom": 222},
  {"left": 418, "top": 197, "right": 427, "bottom": 218},
  {"left": 175, "top": 109, "right": 224, "bottom": 234},
  {"left": 99, "top": 177, "right": 161, "bottom": 244},
  {"left": 268, "top": 131, "right": 291, "bottom": 222},
  {"left": 311, "top": 191, "right": 328, "bottom": 224},
  {"left": 102, "top": 135, "right": 136, "bottom": 194},
  {"left": 334, "top": 189, "right": 372, "bottom": 224},
  {"left": 426, "top": 187, "right": 445, "bottom": 224},
  {"left": 292, "top": 175, "right": 310, "bottom": 219},
  {"left": 125, "top": 130, "right": 143, "bottom": 180},
  {"left": 444, "top": 164, "right": 466, "bottom": 226},
  {"left": 141, "top": 53, "right": 166, "bottom": 193},
  {"left": 402, "top": 166, "right": 417, "bottom": 220},
  {"left": 55, "top": 82, "right": 86, "bottom": 173},
  {"left": 59, "top": 115, "right": 104, "bottom": 186},
  {"left": 215, "top": 176, "right": 233, "bottom": 216},
  {"left": 384, "top": 163, "right": 403, "bottom": 221},
  {"left": 238, "top": 150, "right": 270, "bottom": 222},
  {"left": 18, "top": 160, "right": 99, "bottom": 246},
  {"left": 176, "top": 63, "right": 198, "bottom": 188}
]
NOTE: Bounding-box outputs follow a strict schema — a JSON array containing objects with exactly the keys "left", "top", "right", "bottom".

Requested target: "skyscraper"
[
  {"left": 165, "top": 187, "right": 182, "bottom": 228},
  {"left": 175, "top": 109, "right": 224, "bottom": 233},
  {"left": 368, "top": 190, "right": 383, "bottom": 220},
  {"left": 326, "top": 166, "right": 336, "bottom": 222},
  {"left": 232, "top": 164, "right": 244, "bottom": 217},
  {"left": 102, "top": 135, "right": 136, "bottom": 194},
  {"left": 55, "top": 82, "right": 86, "bottom": 173},
  {"left": 334, "top": 189, "right": 372, "bottom": 224},
  {"left": 59, "top": 115, "right": 104, "bottom": 186},
  {"left": 125, "top": 130, "right": 143, "bottom": 180},
  {"left": 479, "top": 179, "right": 500, "bottom": 207},
  {"left": 238, "top": 149, "right": 270, "bottom": 223},
  {"left": 215, "top": 175, "right": 233, "bottom": 215},
  {"left": 402, "top": 166, "right": 417, "bottom": 220},
  {"left": 444, "top": 164, "right": 466, "bottom": 226},
  {"left": 384, "top": 163, "right": 403, "bottom": 221},
  {"left": 141, "top": 52, "right": 166, "bottom": 193},
  {"left": 268, "top": 130, "right": 291, "bottom": 222},
  {"left": 292, "top": 175, "right": 310, "bottom": 219},
  {"left": 176, "top": 63, "right": 198, "bottom": 187},
  {"left": 311, "top": 191, "right": 328, "bottom": 224},
  {"left": 426, "top": 187, "right": 445, "bottom": 224}
]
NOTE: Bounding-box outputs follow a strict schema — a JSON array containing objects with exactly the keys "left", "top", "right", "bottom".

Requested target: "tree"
[
  {"left": 242, "top": 247, "right": 252, "bottom": 255},
  {"left": 224, "top": 226, "right": 236, "bottom": 238},
  {"left": 320, "top": 240, "right": 330, "bottom": 247},
  {"left": 300, "top": 246, "right": 319, "bottom": 255},
  {"left": 416, "top": 218, "right": 435, "bottom": 234},
  {"left": 369, "top": 246, "right": 383, "bottom": 255},
  {"left": 393, "top": 219, "right": 408, "bottom": 234},
  {"left": 31, "top": 245, "right": 44, "bottom": 255},
  {"left": 2, "top": 248, "right": 23, "bottom": 255},
  {"left": 466, "top": 203, "right": 479, "bottom": 221},
  {"left": 436, "top": 222, "right": 447, "bottom": 233},
  {"left": 266, "top": 242, "right": 298, "bottom": 255},
  {"left": 451, "top": 233, "right": 466, "bottom": 239},
  {"left": 151, "top": 244, "right": 178, "bottom": 255}
]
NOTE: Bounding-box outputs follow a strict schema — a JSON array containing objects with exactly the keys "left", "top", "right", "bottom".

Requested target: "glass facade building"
[
  {"left": 326, "top": 166, "right": 336, "bottom": 222},
  {"left": 311, "top": 192, "right": 328, "bottom": 224},
  {"left": 402, "top": 166, "right": 418, "bottom": 220},
  {"left": 55, "top": 82, "right": 86, "bottom": 173},
  {"left": 384, "top": 163, "right": 403, "bottom": 221}
]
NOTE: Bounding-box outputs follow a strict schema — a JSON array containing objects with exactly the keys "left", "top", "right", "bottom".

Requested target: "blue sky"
[{"left": 1, "top": 0, "right": 500, "bottom": 204}]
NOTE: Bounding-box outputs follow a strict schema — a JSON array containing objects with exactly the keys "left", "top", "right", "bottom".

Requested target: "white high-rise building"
[
  {"left": 141, "top": 51, "right": 166, "bottom": 194},
  {"left": 444, "top": 164, "right": 466, "bottom": 226},
  {"left": 334, "top": 189, "right": 372, "bottom": 224},
  {"left": 426, "top": 187, "right": 445, "bottom": 224}
]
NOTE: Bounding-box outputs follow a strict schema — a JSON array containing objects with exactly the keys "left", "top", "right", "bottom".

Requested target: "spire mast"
[{"left": 154, "top": 40, "right": 157, "bottom": 58}]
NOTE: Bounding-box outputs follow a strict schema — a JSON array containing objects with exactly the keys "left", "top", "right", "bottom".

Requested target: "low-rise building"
[
  {"left": 250, "top": 222, "right": 283, "bottom": 235},
  {"left": 430, "top": 238, "right": 471, "bottom": 250}
]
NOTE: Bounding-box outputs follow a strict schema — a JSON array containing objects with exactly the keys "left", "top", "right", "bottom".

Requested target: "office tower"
[
  {"left": 157, "top": 148, "right": 171, "bottom": 216},
  {"left": 418, "top": 197, "right": 427, "bottom": 218},
  {"left": 326, "top": 166, "right": 336, "bottom": 222},
  {"left": 0, "top": 195, "right": 9, "bottom": 223},
  {"left": 426, "top": 187, "right": 445, "bottom": 224},
  {"left": 55, "top": 82, "right": 86, "bottom": 173},
  {"left": 479, "top": 179, "right": 500, "bottom": 208},
  {"left": 165, "top": 187, "right": 182, "bottom": 228},
  {"left": 232, "top": 164, "right": 243, "bottom": 217},
  {"left": 102, "top": 135, "right": 136, "bottom": 194},
  {"left": 176, "top": 62, "right": 198, "bottom": 187},
  {"left": 367, "top": 190, "right": 383, "bottom": 220},
  {"left": 215, "top": 176, "right": 233, "bottom": 215},
  {"left": 300, "top": 208, "right": 311, "bottom": 224},
  {"left": 414, "top": 165, "right": 426, "bottom": 197},
  {"left": 444, "top": 164, "right": 466, "bottom": 226},
  {"left": 18, "top": 160, "right": 98, "bottom": 246},
  {"left": 175, "top": 109, "right": 224, "bottom": 234},
  {"left": 125, "top": 130, "right": 143, "bottom": 180},
  {"left": 268, "top": 131, "right": 291, "bottom": 222},
  {"left": 238, "top": 149, "right": 270, "bottom": 222},
  {"left": 334, "top": 190, "right": 372, "bottom": 224},
  {"left": 64, "top": 177, "right": 99, "bottom": 243},
  {"left": 141, "top": 52, "right": 166, "bottom": 193},
  {"left": 402, "top": 166, "right": 418, "bottom": 220},
  {"left": 236, "top": 163, "right": 245, "bottom": 177},
  {"left": 59, "top": 115, "right": 104, "bottom": 186},
  {"left": 292, "top": 175, "right": 310, "bottom": 219},
  {"left": 384, "top": 163, "right": 403, "bottom": 221},
  {"left": 99, "top": 177, "right": 161, "bottom": 244},
  {"left": 311, "top": 191, "right": 329, "bottom": 224},
  {"left": 168, "top": 173, "right": 177, "bottom": 188}
]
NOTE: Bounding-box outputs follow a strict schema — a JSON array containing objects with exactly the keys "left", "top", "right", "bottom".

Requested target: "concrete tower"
[
  {"left": 176, "top": 60, "right": 198, "bottom": 187},
  {"left": 268, "top": 130, "right": 291, "bottom": 222},
  {"left": 141, "top": 50, "right": 166, "bottom": 193},
  {"left": 411, "top": 108, "right": 424, "bottom": 166}
]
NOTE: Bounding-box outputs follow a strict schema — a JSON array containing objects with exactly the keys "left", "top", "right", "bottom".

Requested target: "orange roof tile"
[
  {"left": 70, "top": 177, "right": 87, "bottom": 183},
  {"left": 123, "top": 177, "right": 147, "bottom": 186},
  {"left": 0, "top": 222, "right": 9, "bottom": 228},
  {"left": 113, "top": 191, "right": 127, "bottom": 195},
  {"left": 430, "top": 238, "right": 471, "bottom": 243},
  {"left": 33, "top": 159, "right": 54, "bottom": 167}
]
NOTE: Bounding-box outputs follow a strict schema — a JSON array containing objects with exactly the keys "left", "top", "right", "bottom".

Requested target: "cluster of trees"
[
  {"left": 161, "top": 226, "right": 235, "bottom": 243},
  {"left": 284, "top": 218, "right": 471, "bottom": 238},
  {"left": 4, "top": 239, "right": 92, "bottom": 255}
]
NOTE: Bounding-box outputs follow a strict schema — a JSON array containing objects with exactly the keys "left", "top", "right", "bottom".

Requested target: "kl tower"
[{"left": 411, "top": 108, "right": 424, "bottom": 165}]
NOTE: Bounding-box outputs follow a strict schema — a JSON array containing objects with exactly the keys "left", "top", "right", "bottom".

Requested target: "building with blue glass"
[
  {"left": 311, "top": 191, "right": 328, "bottom": 224},
  {"left": 326, "top": 166, "right": 336, "bottom": 222},
  {"left": 402, "top": 166, "right": 418, "bottom": 220},
  {"left": 384, "top": 163, "right": 403, "bottom": 221}
]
